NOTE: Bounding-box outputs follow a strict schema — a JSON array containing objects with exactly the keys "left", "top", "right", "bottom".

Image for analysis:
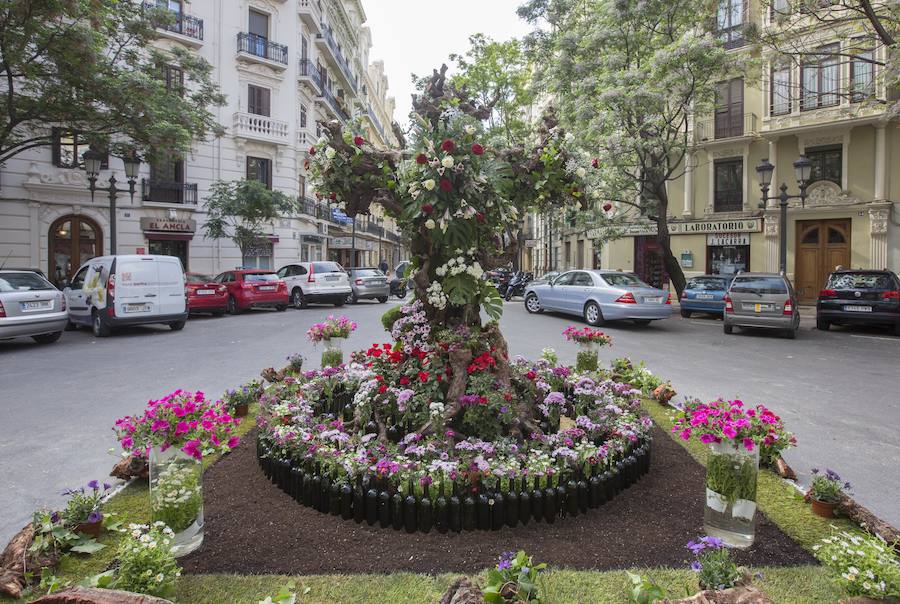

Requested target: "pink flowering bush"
[
  {"left": 672, "top": 399, "right": 796, "bottom": 465},
  {"left": 306, "top": 315, "right": 357, "bottom": 343},
  {"left": 114, "top": 390, "right": 241, "bottom": 460},
  {"left": 562, "top": 326, "right": 613, "bottom": 346}
]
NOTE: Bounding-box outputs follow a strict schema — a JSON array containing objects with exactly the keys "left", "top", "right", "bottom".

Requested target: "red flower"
[
  {"left": 526, "top": 370, "right": 537, "bottom": 380},
  {"left": 416, "top": 153, "right": 428, "bottom": 165},
  {"left": 374, "top": 375, "right": 384, "bottom": 382},
  {"left": 591, "top": 157, "right": 599, "bottom": 168},
  {"left": 475, "top": 212, "right": 485, "bottom": 223},
  {"left": 439, "top": 178, "right": 452, "bottom": 192},
  {"left": 603, "top": 203, "right": 613, "bottom": 212},
  {"left": 418, "top": 371, "right": 430, "bottom": 382},
  {"left": 309, "top": 147, "right": 317, "bottom": 156},
  {"left": 421, "top": 203, "right": 434, "bottom": 214},
  {"left": 354, "top": 136, "right": 365, "bottom": 146},
  {"left": 399, "top": 376, "right": 410, "bottom": 386},
  {"left": 329, "top": 192, "right": 337, "bottom": 200},
  {"left": 471, "top": 143, "right": 484, "bottom": 156},
  {"left": 378, "top": 384, "right": 388, "bottom": 394},
  {"left": 441, "top": 139, "right": 455, "bottom": 152}
]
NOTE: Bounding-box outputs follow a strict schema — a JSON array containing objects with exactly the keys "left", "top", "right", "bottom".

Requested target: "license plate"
[
  {"left": 20, "top": 300, "right": 52, "bottom": 311},
  {"left": 844, "top": 305, "right": 872, "bottom": 312},
  {"left": 325, "top": 275, "right": 339, "bottom": 281},
  {"left": 696, "top": 294, "right": 714, "bottom": 300},
  {"left": 124, "top": 303, "right": 150, "bottom": 313},
  {"left": 643, "top": 296, "right": 662, "bottom": 303},
  {"left": 259, "top": 285, "right": 276, "bottom": 291},
  {"left": 197, "top": 289, "right": 214, "bottom": 295}
]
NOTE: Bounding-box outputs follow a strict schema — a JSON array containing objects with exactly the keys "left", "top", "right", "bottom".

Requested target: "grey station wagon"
[{"left": 723, "top": 272, "right": 800, "bottom": 339}]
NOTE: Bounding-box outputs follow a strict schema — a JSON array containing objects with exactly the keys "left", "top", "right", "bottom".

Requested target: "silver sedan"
[
  {"left": 524, "top": 270, "right": 673, "bottom": 326},
  {"left": 0, "top": 270, "right": 68, "bottom": 344}
]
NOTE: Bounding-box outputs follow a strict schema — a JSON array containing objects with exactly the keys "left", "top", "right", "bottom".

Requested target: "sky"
[{"left": 360, "top": 0, "right": 534, "bottom": 127}]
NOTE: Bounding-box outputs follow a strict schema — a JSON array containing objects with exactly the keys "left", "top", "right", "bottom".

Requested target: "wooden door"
[
  {"left": 48, "top": 215, "right": 102, "bottom": 288},
  {"left": 795, "top": 219, "right": 850, "bottom": 302}
]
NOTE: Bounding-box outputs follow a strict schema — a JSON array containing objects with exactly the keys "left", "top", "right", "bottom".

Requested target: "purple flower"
[
  {"left": 87, "top": 480, "right": 100, "bottom": 490},
  {"left": 691, "top": 561, "right": 702, "bottom": 572},
  {"left": 87, "top": 511, "right": 103, "bottom": 524},
  {"left": 103, "top": 482, "right": 111, "bottom": 491},
  {"left": 500, "top": 406, "right": 509, "bottom": 414},
  {"left": 50, "top": 512, "right": 60, "bottom": 524},
  {"left": 497, "top": 551, "right": 516, "bottom": 571}
]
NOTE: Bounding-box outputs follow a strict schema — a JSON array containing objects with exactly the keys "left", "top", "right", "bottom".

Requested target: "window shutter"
[
  {"left": 262, "top": 87, "right": 271, "bottom": 116},
  {"left": 51, "top": 128, "right": 61, "bottom": 166}
]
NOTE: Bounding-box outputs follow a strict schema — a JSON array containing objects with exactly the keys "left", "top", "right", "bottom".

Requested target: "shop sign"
[
  {"left": 598, "top": 218, "right": 762, "bottom": 238},
  {"left": 524, "top": 239, "right": 539, "bottom": 248},
  {"left": 139, "top": 217, "right": 196, "bottom": 233},
  {"left": 707, "top": 233, "right": 751, "bottom": 246},
  {"left": 330, "top": 237, "right": 375, "bottom": 251},
  {"left": 135, "top": 247, "right": 146, "bottom": 255},
  {"left": 245, "top": 242, "right": 273, "bottom": 257}
]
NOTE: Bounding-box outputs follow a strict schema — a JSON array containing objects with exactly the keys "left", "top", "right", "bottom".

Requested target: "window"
[
  {"left": 52, "top": 129, "right": 108, "bottom": 169},
  {"left": 716, "top": 0, "right": 746, "bottom": 49},
  {"left": 0, "top": 272, "right": 54, "bottom": 292},
  {"left": 601, "top": 273, "right": 650, "bottom": 288},
  {"left": 299, "top": 175, "right": 307, "bottom": 198},
  {"left": 572, "top": 272, "right": 594, "bottom": 286},
  {"left": 554, "top": 272, "right": 576, "bottom": 286},
  {"left": 770, "top": 64, "right": 791, "bottom": 115},
  {"left": 300, "top": 103, "right": 307, "bottom": 128},
  {"left": 301, "top": 36, "right": 308, "bottom": 60},
  {"left": 714, "top": 158, "right": 743, "bottom": 212},
  {"left": 248, "top": 9, "right": 268, "bottom": 38},
  {"left": 242, "top": 242, "right": 274, "bottom": 270},
  {"left": 161, "top": 64, "right": 184, "bottom": 96},
  {"left": 248, "top": 84, "right": 271, "bottom": 116},
  {"left": 731, "top": 276, "right": 787, "bottom": 294},
  {"left": 850, "top": 41, "right": 875, "bottom": 102},
  {"left": 802, "top": 44, "right": 840, "bottom": 110},
  {"left": 770, "top": 0, "right": 790, "bottom": 17},
  {"left": 714, "top": 78, "right": 744, "bottom": 138},
  {"left": 247, "top": 156, "right": 272, "bottom": 188},
  {"left": 806, "top": 145, "right": 842, "bottom": 185}
]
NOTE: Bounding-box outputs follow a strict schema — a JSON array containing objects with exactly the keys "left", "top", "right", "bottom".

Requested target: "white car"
[
  {"left": 0, "top": 270, "right": 68, "bottom": 344},
  {"left": 276, "top": 261, "right": 352, "bottom": 308},
  {"left": 64, "top": 255, "right": 188, "bottom": 337}
]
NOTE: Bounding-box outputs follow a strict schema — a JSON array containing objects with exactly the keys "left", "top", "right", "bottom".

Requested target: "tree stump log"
[
  {"left": 110, "top": 455, "right": 148, "bottom": 481},
  {"left": 28, "top": 586, "right": 173, "bottom": 603},
  {"left": 438, "top": 577, "right": 484, "bottom": 604},
  {"left": 661, "top": 585, "right": 773, "bottom": 604},
  {"left": 0, "top": 523, "right": 59, "bottom": 598},
  {"left": 838, "top": 493, "right": 900, "bottom": 543}
]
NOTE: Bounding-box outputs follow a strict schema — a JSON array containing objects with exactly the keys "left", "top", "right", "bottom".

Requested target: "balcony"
[
  {"left": 298, "top": 0, "right": 323, "bottom": 33},
  {"left": 297, "top": 58, "right": 323, "bottom": 93},
  {"left": 717, "top": 25, "right": 746, "bottom": 50},
  {"left": 141, "top": 179, "right": 198, "bottom": 205},
  {"left": 695, "top": 113, "right": 758, "bottom": 142},
  {"left": 233, "top": 112, "right": 290, "bottom": 145},
  {"left": 300, "top": 197, "right": 319, "bottom": 217},
  {"left": 318, "top": 86, "right": 351, "bottom": 123},
  {"left": 236, "top": 32, "right": 288, "bottom": 67},
  {"left": 144, "top": 3, "right": 204, "bottom": 47},
  {"left": 366, "top": 105, "right": 386, "bottom": 142},
  {"left": 316, "top": 27, "right": 358, "bottom": 93}
]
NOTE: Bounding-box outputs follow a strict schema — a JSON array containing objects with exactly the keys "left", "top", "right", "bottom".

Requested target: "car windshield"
[
  {"left": 245, "top": 273, "right": 279, "bottom": 283},
  {"left": 186, "top": 274, "right": 212, "bottom": 283},
  {"left": 312, "top": 262, "right": 343, "bottom": 273},
  {"left": 601, "top": 273, "right": 649, "bottom": 288},
  {"left": 540, "top": 273, "right": 558, "bottom": 281},
  {"left": 0, "top": 272, "right": 54, "bottom": 292},
  {"left": 353, "top": 269, "right": 383, "bottom": 277},
  {"left": 687, "top": 277, "right": 728, "bottom": 291},
  {"left": 730, "top": 276, "right": 787, "bottom": 294},
  {"left": 827, "top": 272, "right": 894, "bottom": 290}
]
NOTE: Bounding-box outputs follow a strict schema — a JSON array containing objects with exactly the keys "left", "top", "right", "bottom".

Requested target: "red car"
[
  {"left": 214, "top": 269, "right": 289, "bottom": 314},
  {"left": 185, "top": 273, "right": 228, "bottom": 317}
]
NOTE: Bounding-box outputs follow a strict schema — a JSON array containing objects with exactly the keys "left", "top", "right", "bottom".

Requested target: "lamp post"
[
  {"left": 83, "top": 150, "right": 140, "bottom": 255},
  {"left": 755, "top": 155, "right": 812, "bottom": 273}
]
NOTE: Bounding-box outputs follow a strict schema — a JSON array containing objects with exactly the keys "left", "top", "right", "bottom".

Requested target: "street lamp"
[
  {"left": 755, "top": 155, "right": 811, "bottom": 273},
  {"left": 83, "top": 150, "right": 141, "bottom": 255}
]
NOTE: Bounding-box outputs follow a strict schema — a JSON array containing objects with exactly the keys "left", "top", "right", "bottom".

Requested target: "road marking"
[{"left": 850, "top": 334, "right": 900, "bottom": 342}]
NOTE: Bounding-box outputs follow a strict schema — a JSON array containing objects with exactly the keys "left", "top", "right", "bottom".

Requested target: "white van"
[{"left": 64, "top": 255, "right": 188, "bottom": 337}]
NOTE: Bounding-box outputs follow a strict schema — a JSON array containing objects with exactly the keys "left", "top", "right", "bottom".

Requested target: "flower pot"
[
  {"left": 575, "top": 341, "right": 599, "bottom": 372},
  {"left": 74, "top": 521, "right": 102, "bottom": 538},
  {"left": 321, "top": 337, "right": 344, "bottom": 367},
  {"left": 810, "top": 497, "right": 837, "bottom": 518},
  {"left": 233, "top": 403, "right": 249, "bottom": 418},
  {"left": 149, "top": 445, "right": 204, "bottom": 557},
  {"left": 703, "top": 440, "right": 759, "bottom": 548}
]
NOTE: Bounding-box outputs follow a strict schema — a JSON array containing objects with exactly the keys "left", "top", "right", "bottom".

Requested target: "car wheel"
[
  {"left": 632, "top": 319, "right": 652, "bottom": 326},
  {"left": 227, "top": 296, "right": 242, "bottom": 315},
  {"left": 276, "top": 304, "right": 288, "bottom": 312},
  {"left": 334, "top": 299, "right": 345, "bottom": 307},
  {"left": 32, "top": 331, "right": 62, "bottom": 344},
  {"left": 377, "top": 296, "right": 388, "bottom": 304},
  {"left": 723, "top": 323, "right": 733, "bottom": 335},
  {"left": 584, "top": 301, "right": 604, "bottom": 326},
  {"left": 291, "top": 288, "right": 307, "bottom": 309},
  {"left": 64, "top": 320, "right": 78, "bottom": 331},
  {"left": 894, "top": 323, "right": 900, "bottom": 337},
  {"left": 784, "top": 327, "right": 797, "bottom": 339},
  {"left": 169, "top": 320, "right": 186, "bottom": 331},
  {"left": 347, "top": 293, "right": 358, "bottom": 304},
  {"left": 396, "top": 287, "right": 407, "bottom": 299},
  {"left": 525, "top": 293, "right": 542, "bottom": 314},
  {"left": 92, "top": 312, "right": 110, "bottom": 338},
  {"left": 816, "top": 319, "right": 830, "bottom": 331},
  {"left": 680, "top": 309, "right": 692, "bottom": 318}
]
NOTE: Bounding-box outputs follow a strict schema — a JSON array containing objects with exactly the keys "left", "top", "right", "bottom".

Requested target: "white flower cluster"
[
  {"left": 152, "top": 463, "right": 201, "bottom": 515},
  {"left": 814, "top": 530, "right": 897, "bottom": 597},
  {"left": 453, "top": 198, "right": 478, "bottom": 220},
  {"left": 426, "top": 282, "right": 448, "bottom": 310},
  {"left": 435, "top": 255, "right": 483, "bottom": 280},
  {"left": 124, "top": 522, "right": 176, "bottom": 557},
  {"left": 429, "top": 402, "right": 445, "bottom": 418}
]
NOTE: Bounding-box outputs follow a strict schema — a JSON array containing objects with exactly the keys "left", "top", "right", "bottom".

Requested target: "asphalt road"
[{"left": 1, "top": 299, "right": 898, "bottom": 543}]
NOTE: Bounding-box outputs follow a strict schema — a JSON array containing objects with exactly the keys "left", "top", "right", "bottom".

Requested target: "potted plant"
[
  {"left": 307, "top": 315, "right": 357, "bottom": 367},
  {"left": 807, "top": 468, "right": 851, "bottom": 518},
  {"left": 61, "top": 480, "right": 111, "bottom": 537},
  {"left": 224, "top": 379, "right": 262, "bottom": 418},
  {"left": 562, "top": 326, "right": 612, "bottom": 372}
]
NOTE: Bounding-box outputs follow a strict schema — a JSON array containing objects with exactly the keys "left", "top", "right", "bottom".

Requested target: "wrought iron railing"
[
  {"left": 144, "top": 3, "right": 204, "bottom": 41},
  {"left": 320, "top": 86, "right": 350, "bottom": 122},
  {"left": 317, "top": 27, "right": 358, "bottom": 93},
  {"left": 237, "top": 32, "right": 288, "bottom": 65},
  {"left": 695, "top": 113, "right": 757, "bottom": 142},
  {"left": 141, "top": 179, "right": 198, "bottom": 205}
]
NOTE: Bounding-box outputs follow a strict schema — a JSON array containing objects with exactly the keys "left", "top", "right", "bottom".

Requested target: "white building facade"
[{"left": 0, "top": 0, "right": 403, "bottom": 287}]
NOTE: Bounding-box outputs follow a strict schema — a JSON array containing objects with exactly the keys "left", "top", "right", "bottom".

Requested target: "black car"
[{"left": 816, "top": 269, "right": 900, "bottom": 335}]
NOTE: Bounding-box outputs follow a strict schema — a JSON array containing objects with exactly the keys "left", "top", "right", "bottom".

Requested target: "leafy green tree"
[
  {"left": 202, "top": 180, "right": 297, "bottom": 261},
  {"left": 520, "top": 0, "right": 742, "bottom": 295},
  {"left": 0, "top": 1, "right": 225, "bottom": 165}
]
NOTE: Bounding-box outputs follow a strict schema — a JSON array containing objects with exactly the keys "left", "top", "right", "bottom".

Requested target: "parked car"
[
  {"left": 276, "top": 261, "right": 350, "bottom": 308},
  {"left": 530, "top": 271, "right": 559, "bottom": 286},
  {"left": 64, "top": 255, "right": 188, "bottom": 337},
  {"left": 185, "top": 273, "right": 228, "bottom": 316},
  {"left": 723, "top": 272, "right": 799, "bottom": 339},
  {"left": 215, "top": 269, "right": 289, "bottom": 314},
  {"left": 5, "top": 267, "right": 47, "bottom": 279},
  {"left": 0, "top": 269, "right": 68, "bottom": 344},
  {"left": 346, "top": 267, "right": 390, "bottom": 304},
  {"left": 679, "top": 275, "right": 732, "bottom": 318},
  {"left": 524, "top": 270, "right": 672, "bottom": 326},
  {"left": 388, "top": 260, "right": 410, "bottom": 299},
  {"left": 816, "top": 269, "right": 900, "bottom": 335}
]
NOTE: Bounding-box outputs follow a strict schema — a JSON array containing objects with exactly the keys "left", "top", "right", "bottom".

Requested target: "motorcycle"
[
  {"left": 495, "top": 270, "right": 514, "bottom": 297},
  {"left": 504, "top": 271, "right": 533, "bottom": 301}
]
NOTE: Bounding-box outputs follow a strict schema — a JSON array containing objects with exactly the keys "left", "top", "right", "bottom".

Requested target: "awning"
[{"left": 144, "top": 231, "right": 194, "bottom": 241}]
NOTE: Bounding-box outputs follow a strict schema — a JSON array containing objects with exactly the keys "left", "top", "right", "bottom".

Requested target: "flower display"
[
  {"left": 808, "top": 468, "right": 852, "bottom": 503},
  {"left": 61, "top": 481, "right": 112, "bottom": 528},
  {"left": 686, "top": 536, "right": 743, "bottom": 591},
  {"left": 306, "top": 315, "right": 358, "bottom": 343},
  {"left": 113, "top": 390, "right": 240, "bottom": 459},
  {"left": 814, "top": 530, "right": 899, "bottom": 598},
  {"left": 113, "top": 522, "right": 181, "bottom": 598},
  {"left": 562, "top": 326, "right": 613, "bottom": 346}
]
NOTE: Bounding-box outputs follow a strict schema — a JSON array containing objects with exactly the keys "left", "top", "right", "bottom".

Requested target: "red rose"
[
  {"left": 309, "top": 147, "right": 316, "bottom": 156},
  {"left": 329, "top": 192, "right": 337, "bottom": 200},
  {"left": 421, "top": 203, "right": 434, "bottom": 214},
  {"left": 591, "top": 158, "right": 599, "bottom": 169},
  {"left": 399, "top": 376, "right": 410, "bottom": 386},
  {"left": 354, "top": 136, "right": 365, "bottom": 146},
  {"left": 439, "top": 178, "right": 452, "bottom": 192},
  {"left": 378, "top": 384, "right": 388, "bottom": 394},
  {"left": 526, "top": 370, "right": 537, "bottom": 380},
  {"left": 441, "top": 139, "right": 455, "bottom": 152},
  {"left": 416, "top": 153, "right": 428, "bottom": 165},
  {"left": 471, "top": 143, "right": 484, "bottom": 156},
  {"left": 603, "top": 203, "right": 613, "bottom": 212}
]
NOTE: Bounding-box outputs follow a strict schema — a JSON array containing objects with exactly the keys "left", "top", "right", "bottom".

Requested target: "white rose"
[
  {"left": 436, "top": 266, "right": 447, "bottom": 276},
  {"left": 423, "top": 179, "right": 436, "bottom": 191},
  {"left": 325, "top": 147, "right": 336, "bottom": 159},
  {"left": 576, "top": 167, "right": 587, "bottom": 178},
  {"left": 465, "top": 125, "right": 476, "bottom": 135},
  {"left": 425, "top": 219, "right": 436, "bottom": 230},
  {"left": 442, "top": 156, "right": 454, "bottom": 168}
]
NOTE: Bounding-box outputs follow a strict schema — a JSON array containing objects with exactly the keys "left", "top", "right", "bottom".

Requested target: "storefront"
[
  {"left": 328, "top": 236, "right": 376, "bottom": 268},
  {"left": 706, "top": 233, "right": 750, "bottom": 276},
  {"left": 242, "top": 237, "right": 277, "bottom": 270},
  {"left": 634, "top": 236, "right": 669, "bottom": 289},
  {"left": 140, "top": 217, "right": 196, "bottom": 270}
]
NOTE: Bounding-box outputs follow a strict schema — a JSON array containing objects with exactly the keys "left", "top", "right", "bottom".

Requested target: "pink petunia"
[{"left": 742, "top": 438, "right": 755, "bottom": 451}]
